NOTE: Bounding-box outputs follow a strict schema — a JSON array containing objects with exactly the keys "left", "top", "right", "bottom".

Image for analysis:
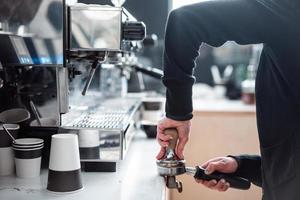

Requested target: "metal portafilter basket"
[{"left": 156, "top": 129, "right": 251, "bottom": 193}]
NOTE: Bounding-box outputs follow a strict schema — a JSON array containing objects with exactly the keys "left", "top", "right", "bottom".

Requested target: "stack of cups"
[
  {"left": 12, "top": 138, "right": 44, "bottom": 178},
  {"left": 47, "top": 134, "right": 83, "bottom": 193},
  {"left": 0, "top": 124, "right": 19, "bottom": 176}
]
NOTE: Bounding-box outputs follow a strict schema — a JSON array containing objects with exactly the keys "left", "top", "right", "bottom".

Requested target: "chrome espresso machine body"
[{"left": 0, "top": 0, "right": 146, "bottom": 172}]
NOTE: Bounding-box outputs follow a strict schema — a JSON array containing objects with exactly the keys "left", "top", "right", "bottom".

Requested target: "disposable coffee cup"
[
  {"left": 13, "top": 144, "right": 44, "bottom": 150},
  {"left": 47, "top": 134, "right": 83, "bottom": 193},
  {"left": 0, "top": 147, "right": 15, "bottom": 176},
  {"left": 13, "top": 146, "right": 43, "bottom": 178},
  {"left": 13, "top": 138, "right": 44, "bottom": 146},
  {"left": 78, "top": 130, "right": 100, "bottom": 159},
  {"left": 0, "top": 108, "right": 30, "bottom": 124}
]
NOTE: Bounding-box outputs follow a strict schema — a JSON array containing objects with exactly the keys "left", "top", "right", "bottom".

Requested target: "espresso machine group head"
[{"left": 156, "top": 129, "right": 251, "bottom": 193}]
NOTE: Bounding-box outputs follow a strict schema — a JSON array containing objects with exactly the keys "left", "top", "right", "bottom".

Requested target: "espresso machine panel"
[
  {"left": 0, "top": 0, "right": 64, "bottom": 127},
  {"left": 0, "top": 34, "right": 33, "bottom": 66},
  {"left": 24, "top": 37, "right": 52, "bottom": 65}
]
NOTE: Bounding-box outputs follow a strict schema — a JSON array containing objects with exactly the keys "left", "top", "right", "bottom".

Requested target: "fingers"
[
  {"left": 157, "top": 132, "right": 172, "bottom": 142},
  {"left": 196, "top": 179, "right": 230, "bottom": 192},
  {"left": 156, "top": 117, "right": 191, "bottom": 160},
  {"left": 214, "top": 179, "right": 230, "bottom": 192},
  {"left": 203, "top": 180, "right": 218, "bottom": 188},
  {"left": 201, "top": 157, "right": 224, "bottom": 169},
  {"left": 156, "top": 147, "right": 166, "bottom": 160},
  {"left": 175, "top": 137, "right": 188, "bottom": 159},
  {"left": 204, "top": 161, "right": 226, "bottom": 175},
  {"left": 156, "top": 126, "right": 171, "bottom": 148}
]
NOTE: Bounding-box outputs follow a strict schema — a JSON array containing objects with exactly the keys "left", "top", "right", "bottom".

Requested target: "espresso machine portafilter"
[{"left": 156, "top": 129, "right": 251, "bottom": 193}]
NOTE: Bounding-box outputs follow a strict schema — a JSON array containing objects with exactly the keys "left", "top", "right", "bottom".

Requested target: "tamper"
[{"left": 156, "top": 128, "right": 186, "bottom": 193}]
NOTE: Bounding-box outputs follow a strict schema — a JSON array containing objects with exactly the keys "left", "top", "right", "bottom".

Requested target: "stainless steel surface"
[
  {"left": 157, "top": 164, "right": 186, "bottom": 176},
  {"left": 58, "top": 67, "right": 69, "bottom": 114},
  {"left": 185, "top": 166, "right": 197, "bottom": 176},
  {"left": 166, "top": 149, "right": 176, "bottom": 160},
  {"left": 68, "top": 4, "right": 123, "bottom": 51},
  {"left": 61, "top": 98, "right": 141, "bottom": 162},
  {"left": 166, "top": 176, "right": 183, "bottom": 193},
  {"left": 70, "top": 111, "right": 128, "bottom": 129}
]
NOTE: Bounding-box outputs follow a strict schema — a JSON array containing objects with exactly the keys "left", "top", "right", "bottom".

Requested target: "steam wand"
[{"left": 82, "top": 59, "right": 100, "bottom": 96}]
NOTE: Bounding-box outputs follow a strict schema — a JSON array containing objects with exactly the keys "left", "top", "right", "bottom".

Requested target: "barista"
[{"left": 156, "top": 0, "right": 300, "bottom": 199}]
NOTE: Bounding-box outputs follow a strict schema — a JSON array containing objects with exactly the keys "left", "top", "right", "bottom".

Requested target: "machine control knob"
[{"left": 122, "top": 21, "right": 146, "bottom": 41}]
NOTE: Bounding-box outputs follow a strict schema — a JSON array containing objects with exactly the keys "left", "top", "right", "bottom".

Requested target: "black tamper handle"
[{"left": 194, "top": 166, "right": 251, "bottom": 190}]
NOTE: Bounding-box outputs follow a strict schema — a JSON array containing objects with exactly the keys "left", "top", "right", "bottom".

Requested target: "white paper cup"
[
  {"left": 0, "top": 147, "right": 15, "bottom": 176},
  {"left": 78, "top": 130, "right": 100, "bottom": 148},
  {"left": 47, "top": 134, "right": 83, "bottom": 193},
  {"left": 13, "top": 138, "right": 44, "bottom": 146},
  {"left": 49, "top": 134, "right": 80, "bottom": 171},
  {"left": 13, "top": 147, "right": 43, "bottom": 178},
  {"left": 78, "top": 130, "right": 100, "bottom": 159}
]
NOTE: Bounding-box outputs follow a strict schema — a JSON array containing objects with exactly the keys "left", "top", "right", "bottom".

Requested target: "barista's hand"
[
  {"left": 196, "top": 157, "right": 238, "bottom": 192},
  {"left": 156, "top": 117, "right": 191, "bottom": 160}
]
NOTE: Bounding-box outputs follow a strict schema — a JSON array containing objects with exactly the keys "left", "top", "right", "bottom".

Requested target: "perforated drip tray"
[
  {"left": 67, "top": 111, "right": 128, "bottom": 129},
  {"left": 61, "top": 98, "right": 141, "bottom": 131}
]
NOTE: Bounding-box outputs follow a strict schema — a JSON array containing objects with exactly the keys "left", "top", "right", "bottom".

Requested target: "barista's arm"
[{"left": 228, "top": 155, "right": 262, "bottom": 187}]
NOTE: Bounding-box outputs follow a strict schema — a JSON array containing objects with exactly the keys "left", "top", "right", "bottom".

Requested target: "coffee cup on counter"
[
  {"left": 12, "top": 138, "right": 44, "bottom": 178},
  {"left": 47, "top": 134, "right": 83, "bottom": 193},
  {"left": 0, "top": 124, "right": 19, "bottom": 176},
  {"left": 0, "top": 108, "right": 31, "bottom": 125},
  {"left": 78, "top": 130, "right": 100, "bottom": 160}
]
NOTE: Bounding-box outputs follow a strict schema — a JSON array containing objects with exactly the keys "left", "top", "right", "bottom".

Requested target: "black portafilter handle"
[{"left": 194, "top": 166, "right": 251, "bottom": 190}]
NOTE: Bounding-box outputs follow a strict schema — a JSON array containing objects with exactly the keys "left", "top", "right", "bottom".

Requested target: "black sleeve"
[
  {"left": 228, "top": 155, "right": 262, "bottom": 187},
  {"left": 162, "top": 1, "right": 285, "bottom": 121}
]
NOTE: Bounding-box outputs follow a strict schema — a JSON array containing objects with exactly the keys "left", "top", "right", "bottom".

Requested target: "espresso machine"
[
  {"left": 0, "top": 0, "right": 147, "bottom": 172},
  {"left": 62, "top": 3, "right": 146, "bottom": 172}
]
